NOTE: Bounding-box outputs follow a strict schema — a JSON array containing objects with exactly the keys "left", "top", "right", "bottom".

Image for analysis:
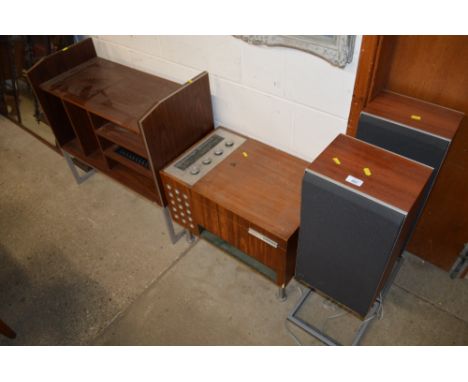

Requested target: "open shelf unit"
[{"left": 27, "top": 38, "right": 214, "bottom": 205}]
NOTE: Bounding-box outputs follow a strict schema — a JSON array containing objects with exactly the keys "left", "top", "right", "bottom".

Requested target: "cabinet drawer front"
[
  {"left": 248, "top": 228, "right": 278, "bottom": 248},
  {"left": 216, "top": 205, "right": 286, "bottom": 271}
]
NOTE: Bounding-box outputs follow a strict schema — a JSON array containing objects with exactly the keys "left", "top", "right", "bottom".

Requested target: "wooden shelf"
[
  {"left": 104, "top": 145, "right": 153, "bottom": 178},
  {"left": 364, "top": 91, "right": 464, "bottom": 140},
  {"left": 62, "top": 138, "right": 107, "bottom": 170},
  {"left": 27, "top": 38, "right": 215, "bottom": 206},
  {"left": 40, "top": 57, "right": 180, "bottom": 134},
  {"left": 63, "top": 139, "right": 158, "bottom": 202},
  {"left": 108, "top": 163, "right": 158, "bottom": 202},
  {"left": 96, "top": 122, "right": 147, "bottom": 158}
]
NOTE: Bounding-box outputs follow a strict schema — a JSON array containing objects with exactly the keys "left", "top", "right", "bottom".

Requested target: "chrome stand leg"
[
  {"left": 163, "top": 207, "right": 186, "bottom": 244},
  {"left": 185, "top": 230, "right": 195, "bottom": 243},
  {"left": 287, "top": 256, "right": 404, "bottom": 346},
  {"left": 277, "top": 284, "right": 287, "bottom": 301},
  {"left": 63, "top": 151, "right": 95, "bottom": 184}
]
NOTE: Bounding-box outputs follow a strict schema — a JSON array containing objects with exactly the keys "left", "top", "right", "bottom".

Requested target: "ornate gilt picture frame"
[{"left": 234, "top": 35, "right": 356, "bottom": 68}]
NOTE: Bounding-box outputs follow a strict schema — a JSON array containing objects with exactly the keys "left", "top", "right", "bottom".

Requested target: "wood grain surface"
[
  {"left": 346, "top": 36, "right": 468, "bottom": 272},
  {"left": 192, "top": 135, "right": 308, "bottom": 242},
  {"left": 41, "top": 57, "right": 180, "bottom": 134},
  {"left": 308, "top": 134, "right": 433, "bottom": 213},
  {"left": 364, "top": 90, "right": 464, "bottom": 140}
]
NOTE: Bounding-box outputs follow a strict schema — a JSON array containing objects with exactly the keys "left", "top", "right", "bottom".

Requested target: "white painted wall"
[{"left": 92, "top": 35, "right": 362, "bottom": 161}]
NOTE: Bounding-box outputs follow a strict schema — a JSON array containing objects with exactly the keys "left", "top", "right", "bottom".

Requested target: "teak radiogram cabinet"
[{"left": 27, "top": 38, "right": 214, "bottom": 205}]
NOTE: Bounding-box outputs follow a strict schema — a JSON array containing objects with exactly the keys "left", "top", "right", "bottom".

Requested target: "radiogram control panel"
[
  {"left": 160, "top": 128, "right": 246, "bottom": 234},
  {"left": 163, "top": 128, "right": 246, "bottom": 186}
]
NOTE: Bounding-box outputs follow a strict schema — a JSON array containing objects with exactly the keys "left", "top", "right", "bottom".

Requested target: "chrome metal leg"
[
  {"left": 449, "top": 243, "right": 468, "bottom": 279},
  {"left": 185, "top": 230, "right": 196, "bottom": 243},
  {"left": 163, "top": 207, "right": 186, "bottom": 244},
  {"left": 287, "top": 256, "right": 403, "bottom": 346},
  {"left": 63, "top": 151, "right": 95, "bottom": 184},
  {"left": 277, "top": 284, "right": 287, "bottom": 301}
]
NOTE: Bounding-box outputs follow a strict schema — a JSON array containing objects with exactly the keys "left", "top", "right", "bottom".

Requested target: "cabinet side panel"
[
  {"left": 26, "top": 38, "right": 97, "bottom": 146},
  {"left": 140, "top": 72, "right": 214, "bottom": 205}
]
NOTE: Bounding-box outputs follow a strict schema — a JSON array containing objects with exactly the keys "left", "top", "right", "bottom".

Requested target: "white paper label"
[{"left": 345, "top": 175, "right": 364, "bottom": 187}]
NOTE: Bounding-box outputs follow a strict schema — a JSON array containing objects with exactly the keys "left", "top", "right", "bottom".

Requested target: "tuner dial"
[
  {"left": 202, "top": 157, "right": 212, "bottom": 165},
  {"left": 214, "top": 148, "right": 224, "bottom": 156},
  {"left": 190, "top": 166, "right": 200, "bottom": 175},
  {"left": 225, "top": 140, "right": 234, "bottom": 147}
]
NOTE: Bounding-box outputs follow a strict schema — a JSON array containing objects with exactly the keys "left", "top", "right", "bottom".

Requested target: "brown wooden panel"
[
  {"left": 364, "top": 91, "right": 463, "bottom": 140},
  {"left": 141, "top": 72, "right": 214, "bottom": 206},
  {"left": 41, "top": 57, "right": 180, "bottom": 134},
  {"left": 95, "top": 122, "right": 147, "bottom": 158},
  {"left": 63, "top": 138, "right": 159, "bottom": 203},
  {"left": 26, "top": 38, "right": 96, "bottom": 146},
  {"left": 368, "top": 36, "right": 397, "bottom": 100},
  {"left": 191, "top": 191, "right": 220, "bottom": 237},
  {"left": 161, "top": 132, "right": 304, "bottom": 287},
  {"left": 347, "top": 35, "right": 468, "bottom": 272},
  {"left": 217, "top": 205, "right": 250, "bottom": 254},
  {"left": 284, "top": 231, "right": 299, "bottom": 286},
  {"left": 347, "top": 36, "right": 382, "bottom": 136},
  {"left": 216, "top": 205, "right": 286, "bottom": 269},
  {"left": 408, "top": 159, "right": 468, "bottom": 270},
  {"left": 385, "top": 36, "right": 468, "bottom": 111},
  {"left": 382, "top": 36, "right": 468, "bottom": 271},
  {"left": 204, "top": 203, "right": 289, "bottom": 286},
  {"left": 192, "top": 136, "right": 307, "bottom": 242},
  {"left": 62, "top": 101, "right": 100, "bottom": 155},
  {"left": 308, "top": 134, "right": 432, "bottom": 213},
  {"left": 104, "top": 144, "right": 152, "bottom": 178}
]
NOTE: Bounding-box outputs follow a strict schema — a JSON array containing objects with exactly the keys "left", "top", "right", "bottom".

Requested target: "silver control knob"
[
  {"left": 202, "top": 157, "right": 212, "bottom": 165},
  {"left": 225, "top": 140, "right": 234, "bottom": 147},
  {"left": 190, "top": 166, "right": 200, "bottom": 175},
  {"left": 214, "top": 148, "right": 224, "bottom": 156}
]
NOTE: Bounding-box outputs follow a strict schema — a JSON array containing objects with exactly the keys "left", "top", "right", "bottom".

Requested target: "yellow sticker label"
[
  {"left": 332, "top": 157, "right": 341, "bottom": 165},
  {"left": 242, "top": 151, "right": 248, "bottom": 158},
  {"left": 411, "top": 114, "right": 422, "bottom": 121},
  {"left": 187, "top": 79, "right": 193, "bottom": 84},
  {"left": 363, "top": 167, "right": 372, "bottom": 176},
  {"left": 62, "top": 46, "right": 69, "bottom": 52}
]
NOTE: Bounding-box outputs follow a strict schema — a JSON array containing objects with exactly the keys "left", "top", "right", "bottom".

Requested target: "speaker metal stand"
[{"left": 287, "top": 256, "right": 403, "bottom": 346}]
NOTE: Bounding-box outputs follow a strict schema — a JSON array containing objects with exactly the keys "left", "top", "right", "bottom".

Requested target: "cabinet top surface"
[
  {"left": 308, "top": 134, "right": 433, "bottom": 213},
  {"left": 192, "top": 134, "right": 308, "bottom": 241},
  {"left": 363, "top": 91, "right": 464, "bottom": 140},
  {"left": 40, "top": 57, "right": 180, "bottom": 133}
]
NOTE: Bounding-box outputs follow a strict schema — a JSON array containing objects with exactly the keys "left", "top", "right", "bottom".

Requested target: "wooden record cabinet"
[{"left": 26, "top": 38, "right": 214, "bottom": 205}]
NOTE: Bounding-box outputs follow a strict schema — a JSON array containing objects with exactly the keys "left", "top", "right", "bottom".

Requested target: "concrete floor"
[{"left": 1, "top": 117, "right": 467, "bottom": 345}]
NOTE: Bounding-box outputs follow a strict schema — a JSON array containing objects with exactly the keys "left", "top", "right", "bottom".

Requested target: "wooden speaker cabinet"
[
  {"left": 357, "top": 91, "right": 464, "bottom": 209},
  {"left": 26, "top": 38, "right": 214, "bottom": 205},
  {"left": 295, "top": 134, "right": 432, "bottom": 317},
  {"left": 160, "top": 128, "right": 308, "bottom": 288},
  {"left": 348, "top": 36, "right": 468, "bottom": 274}
]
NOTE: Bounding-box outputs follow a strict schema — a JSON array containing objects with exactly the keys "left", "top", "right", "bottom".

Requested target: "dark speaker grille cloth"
[
  {"left": 357, "top": 113, "right": 448, "bottom": 203},
  {"left": 296, "top": 172, "right": 405, "bottom": 316}
]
